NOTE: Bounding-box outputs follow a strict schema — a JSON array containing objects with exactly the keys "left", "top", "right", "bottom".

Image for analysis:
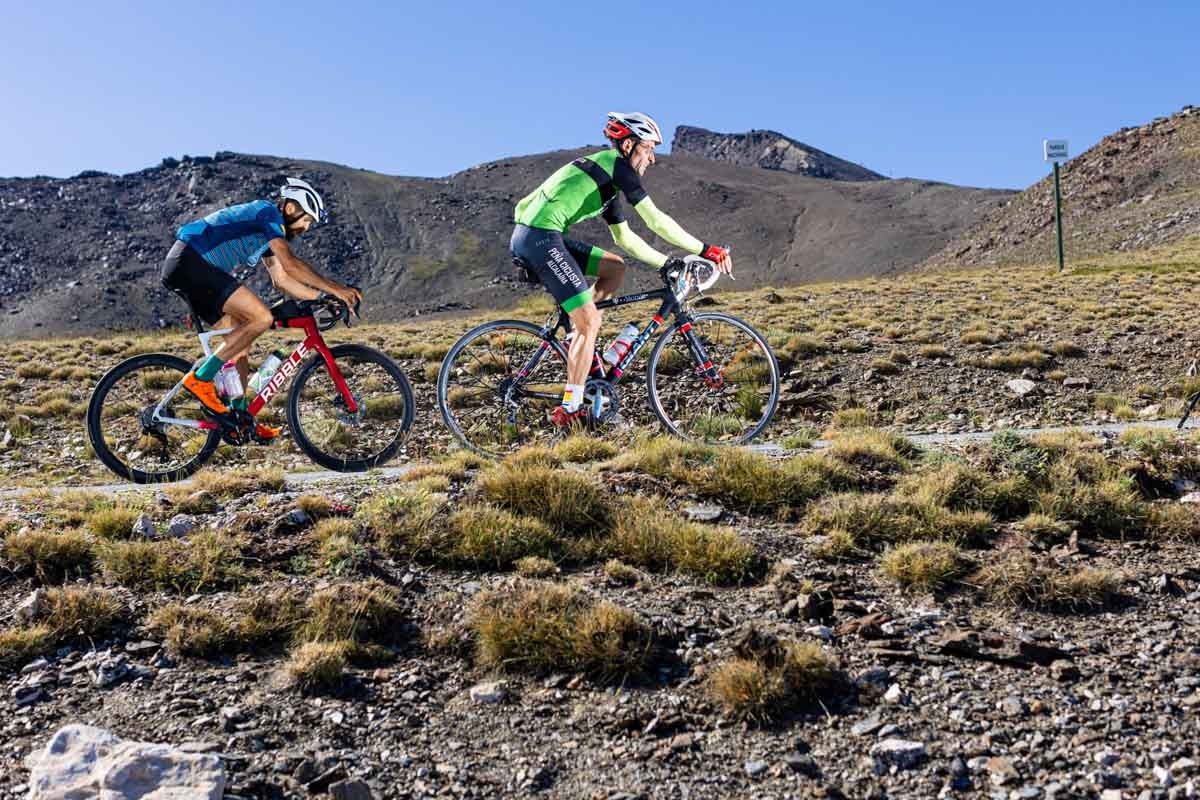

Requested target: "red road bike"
[{"left": 86, "top": 294, "right": 413, "bottom": 483}]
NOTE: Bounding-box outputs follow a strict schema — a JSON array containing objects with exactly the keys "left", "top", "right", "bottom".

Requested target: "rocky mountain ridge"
[
  {"left": 0, "top": 141, "right": 1006, "bottom": 336},
  {"left": 672, "top": 126, "right": 886, "bottom": 182}
]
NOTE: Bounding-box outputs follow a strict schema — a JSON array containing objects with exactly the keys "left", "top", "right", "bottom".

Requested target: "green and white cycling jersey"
[{"left": 514, "top": 149, "right": 705, "bottom": 269}]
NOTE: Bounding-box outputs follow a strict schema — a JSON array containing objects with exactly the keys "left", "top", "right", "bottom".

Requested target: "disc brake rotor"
[{"left": 334, "top": 393, "right": 364, "bottom": 426}]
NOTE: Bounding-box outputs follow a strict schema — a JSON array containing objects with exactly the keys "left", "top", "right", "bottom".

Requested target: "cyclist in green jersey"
[{"left": 511, "top": 111, "right": 733, "bottom": 427}]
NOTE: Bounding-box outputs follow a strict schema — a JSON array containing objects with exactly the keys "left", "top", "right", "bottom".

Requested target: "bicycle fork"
[{"left": 678, "top": 319, "right": 724, "bottom": 388}]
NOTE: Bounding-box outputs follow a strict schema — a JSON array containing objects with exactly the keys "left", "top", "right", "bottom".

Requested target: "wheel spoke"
[
  {"left": 89, "top": 357, "right": 218, "bottom": 481},
  {"left": 439, "top": 323, "right": 565, "bottom": 456},
  {"left": 649, "top": 315, "right": 778, "bottom": 444},
  {"left": 291, "top": 348, "right": 411, "bottom": 467}
]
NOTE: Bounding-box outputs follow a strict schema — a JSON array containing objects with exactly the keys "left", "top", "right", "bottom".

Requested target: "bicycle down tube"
[{"left": 509, "top": 279, "right": 722, "bottom": 393}]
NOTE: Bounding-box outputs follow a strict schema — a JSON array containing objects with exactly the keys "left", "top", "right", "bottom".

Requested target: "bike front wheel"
[
  {"left": 86, "top": 353, "right": 222, "bottom": 483},
  {"left": 437, "top": 320, "right": 568, "bottom": 457},
  {"left": 646, "top": 313, "right": 780, "bottom": 445},
  {"left": 286, "top": 344, "right": 414, "bottom": 472}
]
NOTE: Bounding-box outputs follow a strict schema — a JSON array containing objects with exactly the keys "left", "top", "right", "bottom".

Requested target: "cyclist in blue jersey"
[{"left": 161, "top": 178, "right": 361, "bottom": 437}]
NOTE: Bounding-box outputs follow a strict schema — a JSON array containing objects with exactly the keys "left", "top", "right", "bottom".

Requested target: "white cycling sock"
[{"left": 562, "top": 384, "right": 585, "bottom": 413}]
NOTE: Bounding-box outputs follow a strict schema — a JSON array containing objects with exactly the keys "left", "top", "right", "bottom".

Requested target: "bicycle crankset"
[
  {"left": 218, "top": 409, "right": 256, "bottom": 446},
  {"left": 583, "top": 379, "right": 621, "bottom": 424}
]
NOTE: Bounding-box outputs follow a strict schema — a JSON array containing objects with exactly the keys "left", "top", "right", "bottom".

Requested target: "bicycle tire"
[
  {"left": 645, "top": 312, "right": 781, "bottom": 445},
  {"left": 437, "top": 319, "right": 568, "bottom": 456},
  {"left": 286, "top": 343, "right": 414, "bottom": 472},
  {"left": 86, "top": 353, "right": 221, "bottom": 483}
]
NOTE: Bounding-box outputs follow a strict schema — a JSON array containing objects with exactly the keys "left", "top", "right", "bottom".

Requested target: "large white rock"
[{"left": 28, "top": 724, "right": 225, "bottom": 799}]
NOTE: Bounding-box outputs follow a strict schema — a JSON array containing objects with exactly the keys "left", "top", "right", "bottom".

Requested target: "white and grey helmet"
[
  {"left": 279, "top": 177, "right": 327, "bottom": 224},
  {"left": 604, "top": 111, "right": 664, "bottom": 145}
]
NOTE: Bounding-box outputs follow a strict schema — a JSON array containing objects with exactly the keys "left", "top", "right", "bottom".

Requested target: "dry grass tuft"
[
  {"left": 825, "top": 429, "right": 918, "bottom": 474},
  {"left": 803, "top": 492, "right": 994, "bottom": 552},
  {"left": 448, "top": 506, "right": 563, "bottom": 569},
  {"left": 480, "top": 465, "right": 612, "bottom": 536},
  {"left": 286, "top": 640, "right": 351, "bottom": 693},
  {"left": 362, "top": 489, "right": 449, "bottom": 559},
  {"left": 2, "top": 529, "right": 94, "bottom": 583},
  {"left": 514, "top": 556, "right": 560, "bottom": 578},
  {"left": 602, "top": 559, "right": 642, "bottom": 585},
  {"left": 707, "top": 639, "right": 839, "bottom": 722},
  {"left": 86, "top": 505, "right": 143, "bottom": 539},
  {"left": 298, "top": 580, "right": 405, "bottom": 655},
  {"left": 971, "top": 551, "right": 1120, "bottom": 610},
  {"left": 689, "top": 450, "right": 858, "bottom": 517},
  {"left": 605, "top": 497, "right": 758, "bottom": 585},
  {"left": 37, "top": 587, "right": 124, "bottom": 637},
  {"left": 470, "top": 581, "right": 655, "bottom": 682},
  {"left": 879, "top": 541, "right": 968, "bottom": 593},
  {"left": 554, "top": 435, "right": 619, "bottom": 463},
  {"left": 97, "top": 531, "right": 246, "bottom": 593},
  {"left": 1148, "top": 503, "right": 1200, "bottom": 541},
  {"left": 164, "top": 468, "right": 286, "bottom": 512},
  {"left": 147, "top": 605, "right": 230, "bottom": 658},
  {"left": 0, "top": 626, "right": 55, "bottom": 670}
]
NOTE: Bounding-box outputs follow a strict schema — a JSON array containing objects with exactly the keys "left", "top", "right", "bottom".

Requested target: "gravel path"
[{"left": 15, "top": 417, "right": 1193, "bottom": 499}]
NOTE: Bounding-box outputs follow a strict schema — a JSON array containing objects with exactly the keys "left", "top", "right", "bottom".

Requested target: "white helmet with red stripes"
[{"left": 604, "top": 112, "right": 664, "bottom": 145}]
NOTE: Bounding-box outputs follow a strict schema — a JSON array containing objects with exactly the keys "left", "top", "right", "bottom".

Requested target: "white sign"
[{"left": 1043, "top": 139, "right": 1069, "bottom": 162}]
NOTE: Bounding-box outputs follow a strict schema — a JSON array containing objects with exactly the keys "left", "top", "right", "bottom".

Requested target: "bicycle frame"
[
  {"left": 510, "top": 283, "right": 722, "bottom": 399},
  {"left": 149, "top": 314, "right": 358, "bottom": 431}
]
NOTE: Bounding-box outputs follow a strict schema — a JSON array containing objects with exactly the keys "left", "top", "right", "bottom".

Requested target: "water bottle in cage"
[
  {"left": 602, "top": 324, "right": 640, "bottom": 367},
  {"left": 246, "top": 350, "right": 288, "bottom": 397},
  {"left": 215, "top": 362, "right": 243, "bottom": 401}
]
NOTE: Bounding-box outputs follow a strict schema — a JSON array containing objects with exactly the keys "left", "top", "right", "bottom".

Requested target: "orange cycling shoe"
[
  {"left": 254, "top": 423, "right": 282, "bottom": 440},
  {"left": 182, "top": 372, "right": 229, "bottom": 416}
]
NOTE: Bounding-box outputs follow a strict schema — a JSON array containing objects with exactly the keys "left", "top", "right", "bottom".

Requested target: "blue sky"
[{"left": 2, "top": 0, "right": 1197, "bottom": 189}]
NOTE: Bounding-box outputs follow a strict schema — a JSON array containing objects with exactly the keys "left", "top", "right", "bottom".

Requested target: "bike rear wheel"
[
  {"left": 437, "top": 320, "right": 568, "bottom": 457},
  {"left": 86, "top": 353, "right": 221, "bottom": 483},
  {"left": 646, "top": 313, "right": 780, "bottom": 444},
  {"left": 287, "top": 344, "right": 414, "bottom": 471}
]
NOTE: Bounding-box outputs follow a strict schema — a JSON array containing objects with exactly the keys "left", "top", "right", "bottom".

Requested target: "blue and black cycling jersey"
[{"left": 176, "top": 200, "right": 286, "bottom": 274}]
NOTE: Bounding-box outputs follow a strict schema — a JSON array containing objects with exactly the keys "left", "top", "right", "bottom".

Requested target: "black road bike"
[{"left": 437, "top": 257, "right": 780, "bottom": 456}]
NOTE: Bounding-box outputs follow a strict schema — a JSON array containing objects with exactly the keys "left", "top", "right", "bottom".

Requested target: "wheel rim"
[
  {"left": 93, "top": 363, "right": 215, "bottom": 478},
  {"left": 292, "top": 353, "right": 409, "bottom": 465},
  {"left": 650, "top": 316, "right": 779, "bottom": 444},
  {"left": 440, "top": 324, "right": 566, "bottom": 456}
]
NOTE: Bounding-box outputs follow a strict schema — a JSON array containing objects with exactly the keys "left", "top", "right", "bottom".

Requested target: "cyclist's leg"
[
  {"left": 512, "top": 225, "right": 599, "bottom": 413},
  {"left": 208, "top": 306, "right": 264, "bottom": 409},
  {"left": 208, "top": 288, "right": 274, "bottom": 378},
  {"left": 566, "top": 238, "right": 625, "bottom": 303},
  {"left": 162, "top": 242, "right": 271, "bottom": 412}
]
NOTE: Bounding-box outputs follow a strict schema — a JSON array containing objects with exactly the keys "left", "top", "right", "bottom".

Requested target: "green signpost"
[{"left": 1044, "top": 139, "right": 1069, "bottom": 272}]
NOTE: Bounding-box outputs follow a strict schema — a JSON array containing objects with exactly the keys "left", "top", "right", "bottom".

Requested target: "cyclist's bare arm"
[
  {"left": 267, "top": 239, "right": 362, "bottom": 312},
  {"left": 263, "top": 255, "right": 321, "bottom": 301}
]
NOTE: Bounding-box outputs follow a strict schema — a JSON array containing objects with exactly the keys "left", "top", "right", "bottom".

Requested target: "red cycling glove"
[{"left": 701, "top": 244, "right": 729, "bottom": 263}]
